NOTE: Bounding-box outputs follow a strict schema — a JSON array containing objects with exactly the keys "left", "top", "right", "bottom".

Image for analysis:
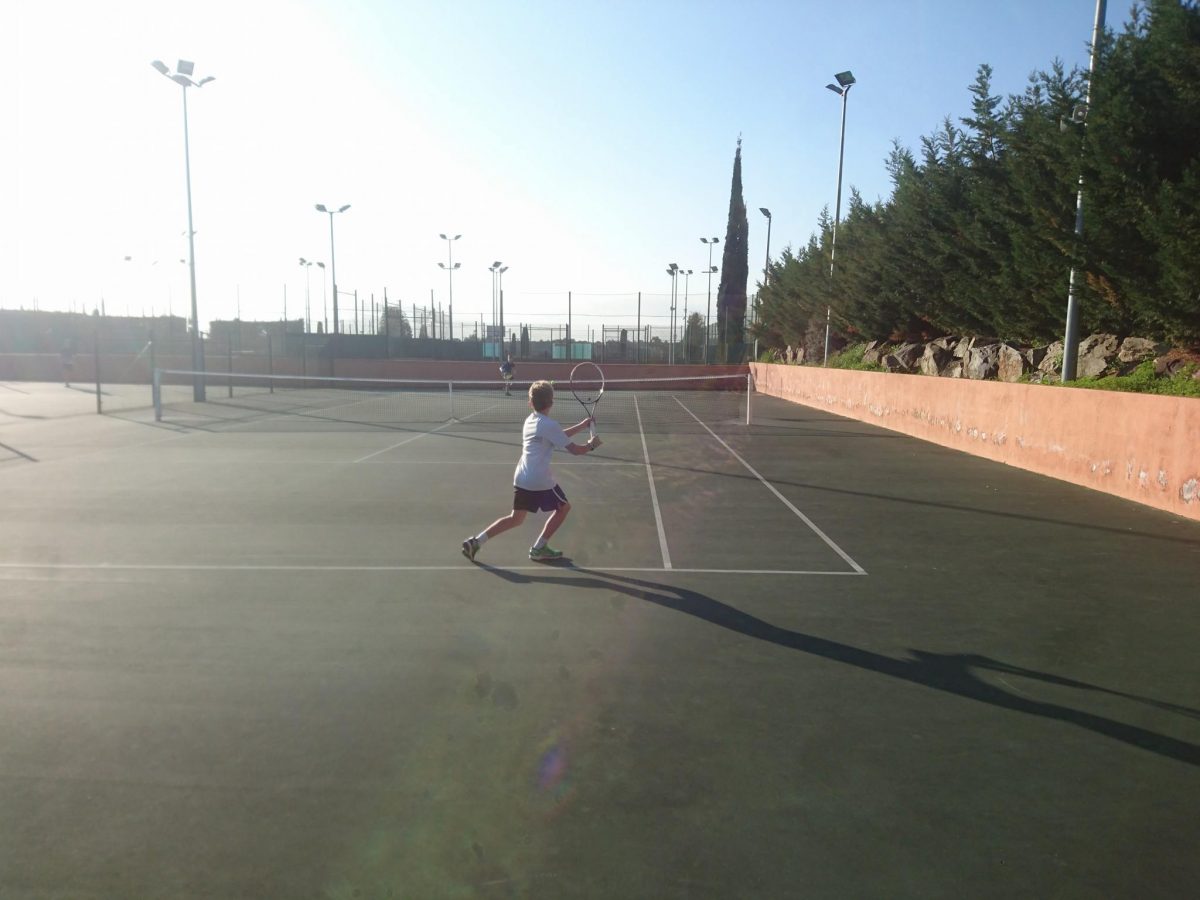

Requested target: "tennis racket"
[{"left": 569, "top": 361, "right": 605, "bottom": 440}]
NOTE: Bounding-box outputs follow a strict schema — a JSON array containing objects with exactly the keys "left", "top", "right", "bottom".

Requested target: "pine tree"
[{"left": 716, "top": 137, "right": 750, "bottom": 358}]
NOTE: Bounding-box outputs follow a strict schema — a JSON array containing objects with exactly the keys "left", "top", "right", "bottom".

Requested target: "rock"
[
  {"left": 997, "top": 343, "right": 1028, "bottom": 382},
  {"left": 1076, "top": 333, "right": 1119, "bottom": 377},
  {"left": 1117, "top": 337, "right": 1161, "bottom": 364},
  {"left": 1038, "top": 342, "right": 1064, "bottom": 374},
  {"left": 1154, "top": 348, "right": 1200, "bottom": 377},
  {"left": 1079, "top": 333, "right": 1119, "bottom": 357},
  {"left": 861, "top": 341, "right": 884, "bottom": 366},
  {"left": 965, "top": 343, "right": 1001, "bottom": 380},
  {"left": 943, "top": 360, "right": 964, "bottom": 378},
  {"left": 918, "top": 343, "right": 952, "bottom": 376},
  {"left": 1024, "top": 346, "right": 1049, "bottom": 369},
  {"left": 880, "top": 342, "right": 923, "bottom": 373},
  {"left": 951, "top": 338, "right": 972, "bottom": 360}
]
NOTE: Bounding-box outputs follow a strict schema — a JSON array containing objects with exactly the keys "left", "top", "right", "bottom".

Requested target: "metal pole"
[
  {"left": 760, "top": 214, "right": 772, "bottom": 363},
  {"left": 94, "top": 326, "right": 102, "bottom": 414},
  {"left": 328, "top": 212, "right": 339, "bottom": 335},
  {"left": 267, "top": 332, "right": 273, "bottom": 392},
  {"left": 181, "top": 84, "right": 205, "bottom": 401},
  {"left": 446, "top": 241, "right": 455, "bottom": 340},
  {"left": 637, "top": 291, "right": 642, "bottom": 363},
  {"left": 705, "top": 242, "right": 714, "bottom": 363},
  {"left": 826, "top": 83, "right": 851, "bottom": 366},
  {"left": 567, "top": 292, "right": 573, "bottom": 361},
  {"left": 1063, "top": 0, "right": 1107, "bottom": 383}
]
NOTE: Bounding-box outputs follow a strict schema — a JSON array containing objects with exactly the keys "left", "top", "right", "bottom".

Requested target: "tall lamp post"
[
  {"left": 758, "top": 208, "right": 773, "bottom": 361},
  {"left": 439, "top": 233, "right": 461, "bottom": 340},
  {"left": 498, "top": 265, "right": 509, "bottom": 343},
  {"left": 1062, "top": 0, "right": 1107, "bottom": 382},
  {"left": 825, "top": 69, "right": 855, "bottom": 366},
  {"left": 315, "top": 261, "right": 327, "bottom": 333},
  {"left": 700, "top": 236, "right": 719, "bottom": 362},
  {"left": 298, "top": 258, "right": 314, "bottom": 333},
  {"left": 314, "top": 203, "right": 350, "bottom": 333},
  {"left": 489, "top": 261, "right": 502, "bottom": 333},
  {"left": 151, "top": 59, "right": 214, "bottom": 401},
  {"left": 666, "top": 263, "right": 679, "bottom": 364},
  {"left": 682, "top": 269, "right": 693, "bottom": 362}
]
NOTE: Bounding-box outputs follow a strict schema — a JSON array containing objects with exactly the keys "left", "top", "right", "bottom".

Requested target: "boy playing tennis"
[{"left": 463, "top": 379, "right": 600, "bottom": 562}]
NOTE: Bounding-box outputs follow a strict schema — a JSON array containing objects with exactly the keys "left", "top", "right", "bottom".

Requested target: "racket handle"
[{"left": 589, "top": 424, "right": 596, "bottom": 441}]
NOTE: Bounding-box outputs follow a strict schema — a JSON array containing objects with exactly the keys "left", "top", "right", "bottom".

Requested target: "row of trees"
[{"left": 753, "top": 0, "right": 1200, "bottom": 357}]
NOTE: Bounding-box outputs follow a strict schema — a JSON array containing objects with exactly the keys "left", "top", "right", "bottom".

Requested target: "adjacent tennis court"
[{"left": 2, "top": 373, "right": 1198, "bottom": 898}]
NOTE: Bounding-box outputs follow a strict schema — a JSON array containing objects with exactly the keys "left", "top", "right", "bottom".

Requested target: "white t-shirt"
[{"left": 513, "top": 411, "right": 570, "bottom": 490}]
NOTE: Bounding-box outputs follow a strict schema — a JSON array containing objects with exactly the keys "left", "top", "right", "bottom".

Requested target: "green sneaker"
[{"left": 529, "top": 545, "right": 564, "bottom": 562}]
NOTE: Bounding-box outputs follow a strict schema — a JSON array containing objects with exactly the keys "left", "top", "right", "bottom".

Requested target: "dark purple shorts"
[{"left": 513, "top": 485, "right": 568, "bottom": 513}]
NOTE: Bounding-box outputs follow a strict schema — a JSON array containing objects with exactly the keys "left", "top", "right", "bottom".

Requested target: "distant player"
[
  {"left": 462, "top": 379, "right": 600, "bottom": 563},
  {"left": 60, "top": 340, "right": 75, "bottom": 387},
  {"left": 499, "top": 354, "right": 516, "bottom": 396}
]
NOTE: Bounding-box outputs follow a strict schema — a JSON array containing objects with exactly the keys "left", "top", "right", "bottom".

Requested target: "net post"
[
  {"left": 448, "top": 380, "right": 455, "bottom": 421},
  {"left": 153, "top": 368, "right": 162, "bottom": 421},
  {"left": 745, "top": 372, "right": 752, "bottom": 425},
  {"left": 94, "top": 326, "right": 102, "bottom": 414}
]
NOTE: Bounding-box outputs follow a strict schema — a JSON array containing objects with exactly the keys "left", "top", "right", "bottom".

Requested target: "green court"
[{"left": 1, "top": 378, "right": 1197, "bottom": 898}]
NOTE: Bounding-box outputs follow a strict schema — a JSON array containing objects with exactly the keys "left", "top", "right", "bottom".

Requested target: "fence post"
[
  {"left": 228, "top": 332, "right": 234, "bottom": 398},
  {"left": 94, "top": 326, "right": 102, "bottom": 414},
  {"left": 636, "top": 292, "right": 641, "bottom": 364}
]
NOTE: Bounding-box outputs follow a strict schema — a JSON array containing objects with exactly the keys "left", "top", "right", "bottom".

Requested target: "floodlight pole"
[
  {"left": 666, "top": 263, "right": 679, "bottom": 365},
  {"left": 759, "top": 208, "right": 772, "bottom": 362},
  {"left": 299, "top": 258, "right": 313, "bottom": 333},
  {"left": 700, "top": 237, "right": 719, "bottom": 363},
  {"left": 682, "top": 269, "right": 693, "bottom": 363},
  {"left": 151, "top": 59, "right": 214, "bottom": 401},
  {"left": 439, "top": 234, "right": 461, "bottom": 341},
  {"left": 315, "top": 204, "right": 350, "bottom": 333},
  {"left": 499, "top": 266, "right": 509, "bottom": 341},
  {"left": 826, "top": 70, "right": 855, "bottom": 366},
  {"left": 1062, "top": 0, "right": 1107, "bottom": 382}
]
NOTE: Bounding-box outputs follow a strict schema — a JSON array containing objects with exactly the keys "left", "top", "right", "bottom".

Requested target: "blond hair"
[{"left": 529, "top": 380, "right": 555, "bottom": 412}]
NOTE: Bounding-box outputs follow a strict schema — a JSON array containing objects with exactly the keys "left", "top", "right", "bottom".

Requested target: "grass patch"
[
  {"left": 826, "top": 342, "right": 887, "bottom": 371},
  {"left": 1068, "top": 360, "right": 1200, "bottom": 398}
]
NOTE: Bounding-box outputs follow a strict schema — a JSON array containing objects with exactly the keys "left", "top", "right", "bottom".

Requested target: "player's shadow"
[{"left": 479, "top": 564, "right": 1200, "bottom": 767}]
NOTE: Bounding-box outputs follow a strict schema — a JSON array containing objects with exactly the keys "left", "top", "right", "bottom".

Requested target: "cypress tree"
[{"left": 716, "top": 137, "right": 750, "bottom": 358}]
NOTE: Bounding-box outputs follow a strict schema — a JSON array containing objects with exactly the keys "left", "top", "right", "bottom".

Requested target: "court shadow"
[{"left": 478, "top": 564, "right": 1200, "bottom": 767}]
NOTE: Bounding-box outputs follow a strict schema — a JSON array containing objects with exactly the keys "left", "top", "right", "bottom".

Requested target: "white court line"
[
  {"left": 634, "top": 395, "right": 672, "bottom": 569},
  {"left": 353, "top": 404, "right": 499, "bottom": 463},
  {"left": 0, "top": 562, "right": 862, "bottom": 575},
  {"left": 674, "top": 397, "right": 867, "bottom": 575}
]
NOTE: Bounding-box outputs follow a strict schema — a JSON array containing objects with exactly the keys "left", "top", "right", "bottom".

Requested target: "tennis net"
[{"left": 152, "top": 370, "right": 753, "bottom": 430}]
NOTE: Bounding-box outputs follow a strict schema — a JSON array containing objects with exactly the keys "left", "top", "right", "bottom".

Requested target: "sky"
[{"left": 2, "top": 0, "right": 1113, "bottom": 335}]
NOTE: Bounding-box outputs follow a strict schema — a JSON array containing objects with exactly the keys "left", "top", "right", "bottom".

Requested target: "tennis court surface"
[{"left": 2, "top": 375, "right": 1198, "bottom": 898}]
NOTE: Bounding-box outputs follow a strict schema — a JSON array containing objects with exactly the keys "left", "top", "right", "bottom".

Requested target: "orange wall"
[{"left": 751, "top": 362, "right": 1200, "bottom": 522}]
